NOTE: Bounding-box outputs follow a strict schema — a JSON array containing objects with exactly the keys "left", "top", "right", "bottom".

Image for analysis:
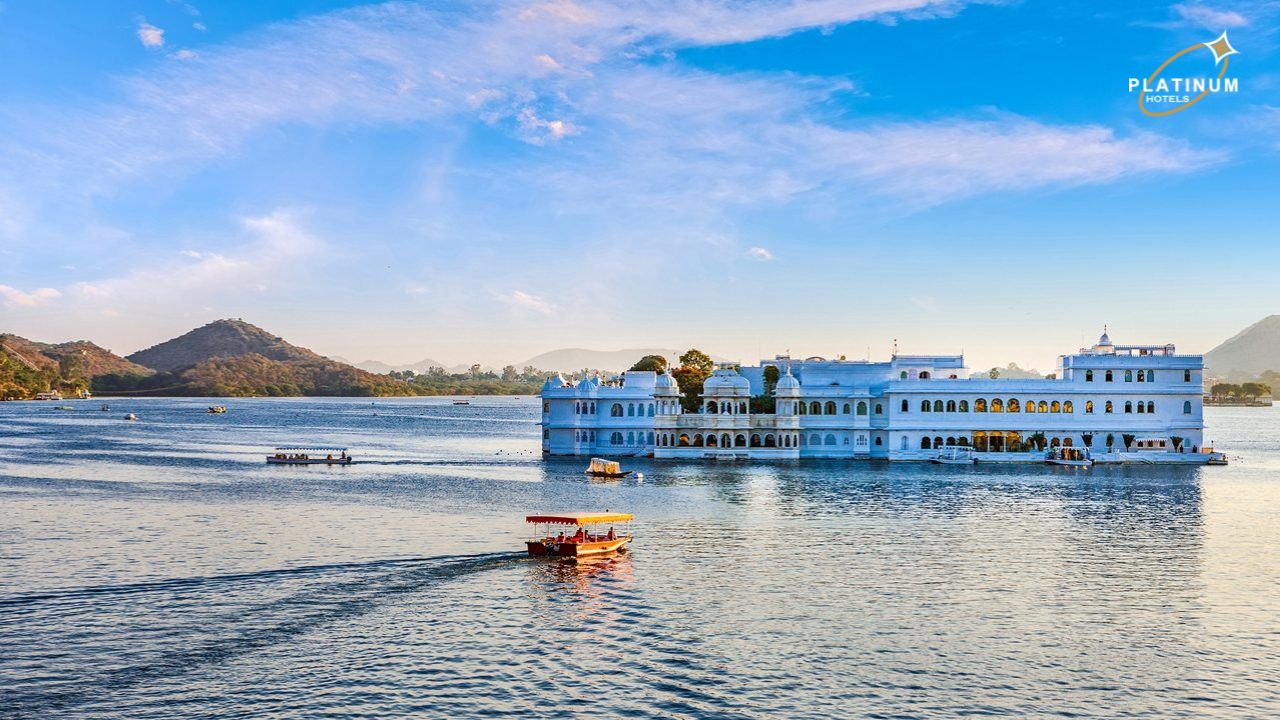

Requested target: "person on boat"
[
  {"left": 573, "top": 527, "right": 585, "bottom": 543},
  {"left": 555, "top": 531, "right": 565, "bottom": 543},
  {"left": 606, "top": 526, "right": 616, "bottom": 540}
]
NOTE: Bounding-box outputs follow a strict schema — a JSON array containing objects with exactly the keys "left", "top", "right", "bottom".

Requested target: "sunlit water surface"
[{"left": 2, "top": 398, "right": 1279, "bottom": 718}]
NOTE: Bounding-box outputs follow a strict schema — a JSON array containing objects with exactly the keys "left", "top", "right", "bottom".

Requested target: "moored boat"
[
  {"left": 526, "top": 513, "right": 633, "bottom": 558},
  {"left": 266, "top": 447, "right": 353, "bottom": 465},
  {"left": 123, "top": 413, "right": 138, "bottom": 421},
  {"left": 930, "top": 446, "right": 975, "bottom": 465},
  {"left": 584, "top": 457, "right": 632, "bottom": 478},
  {"left": 206, "top": 405, "right": 228, "bottom": 413}
]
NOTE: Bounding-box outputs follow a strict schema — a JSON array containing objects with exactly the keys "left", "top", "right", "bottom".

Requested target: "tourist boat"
[
  {"left": 206, "top": 405, "right": 228, "bottom": 413},
  {"left": 266, "top": 447, "right": 353, "bottom": 465},
  {"left": 1046, "top": 447, "right": 1092, "bottom": 467},
  {"left": 930, "top": 446, "right": 975, "bottom": 465},
  {"left": 526, "top": 513, "right": 633, "bottom": 558},
  {"left": 584, "top": 457, "right": 633, "bottom": 478},
  {"left": 34, "top": 392, "right": 61, "bottom": 401},
  {"left": 123, "top": 413, "right": 138, "bottom": 421}
]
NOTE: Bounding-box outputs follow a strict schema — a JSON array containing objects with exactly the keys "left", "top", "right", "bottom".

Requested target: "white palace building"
[{"left": 539, "top": 331, "right": 1221, "bottom": 463}]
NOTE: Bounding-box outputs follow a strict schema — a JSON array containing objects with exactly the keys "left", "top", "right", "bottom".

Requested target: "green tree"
[
  {"left": 501, "top": 365, "right": 517, "bottom": 382},
  {"left": 763, "top": 365, "right": 780, "bottom": 395},
  {"left": 1241, "top": 382, "right": 1269, "bottom": 399},
  {"left": 1210, "top": 383, "right": 1234, "bottom": 398},
  {"left": 988, "top": 368, "right": 1000, "bottom": 379},
  {"left": 629, "top": 354, "right": 668, "bottom": 373},
  {"left": 679, "top": 349, "right": 714, "bottom": 376},
  {"left": 673, "top": 348, "right": 715, "bottom": 413},
  {"left": 1122, "top": 433, "right": 1136, "bottom": 450}
]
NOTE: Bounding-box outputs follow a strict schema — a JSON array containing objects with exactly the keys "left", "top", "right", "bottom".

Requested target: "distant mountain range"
[
  {"left": 512, "top": 348, "right": 721, "bottom": 373},
  {"left": 1204, "top": 315, "right": 1280, "bottom": 377},
  {"left": 334, "top": 357, "right": 459, "bottom": 374}
]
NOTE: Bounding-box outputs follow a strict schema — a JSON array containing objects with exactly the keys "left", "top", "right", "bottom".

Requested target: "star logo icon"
[{"left": 1203, "top": 31, "right": 1238, "bottom": 65}]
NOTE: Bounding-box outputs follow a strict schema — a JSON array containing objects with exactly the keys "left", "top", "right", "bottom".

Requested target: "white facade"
[{"left": 539, "top": 332, "right": 1208, "bottom": 462}]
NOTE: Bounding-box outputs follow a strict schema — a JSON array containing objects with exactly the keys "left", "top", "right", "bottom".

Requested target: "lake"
[{"left": 2, "top": 397, "right": 1278, "bottom": 718}]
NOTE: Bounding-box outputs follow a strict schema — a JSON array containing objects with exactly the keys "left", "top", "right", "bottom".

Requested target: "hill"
[
  {"left": 1205, "top": 315, "right": 1280, "bottom": 377},
  {"left": 128, "top": 319, "right": 322, "bottom": 373},
  {"left": 969, "top": 362, "right": 1045, "bottom": 380},
  {"left": 515, "top": 348, "right": 724, "bottom": 373},
  {"left": 0, "top": 333, "right": 152, "bottom": 399},
  {"left": 352, "top": 358, "right": 450, "bottom": 375}
]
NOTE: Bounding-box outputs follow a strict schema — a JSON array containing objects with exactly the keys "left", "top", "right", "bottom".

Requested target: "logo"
[{"left": 1128, "top": 32, "right": 1239, "bottom": 117}]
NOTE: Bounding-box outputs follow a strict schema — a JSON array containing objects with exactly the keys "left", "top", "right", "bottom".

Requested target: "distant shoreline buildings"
[{"left": 539, "top": 331, "right": 1216, "bottom": 463}]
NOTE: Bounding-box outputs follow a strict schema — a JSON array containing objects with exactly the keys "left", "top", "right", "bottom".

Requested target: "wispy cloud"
[
  {"left": 137, "top": 20, "right": 165, "bottom": 48},
  {"left": 1170, "top": 3, "right": 1248, "bottom": 29},
  {"left": 747, "top": 246, "right": 775, "bottom": 261},
  {"left": 0, "top": 284, "right": 60, "bottom": 308},
  {"left": 498, "top": 289, "right": 556, "bottom": 315}
]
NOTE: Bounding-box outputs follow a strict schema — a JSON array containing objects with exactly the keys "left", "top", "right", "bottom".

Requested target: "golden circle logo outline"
[{"left": 1139, "top": 44, "right": 1230, "bottom": 118}]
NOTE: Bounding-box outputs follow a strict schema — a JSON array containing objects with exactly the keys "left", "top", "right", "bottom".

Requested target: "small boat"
[
  {"left": 54, "top": 405, "right": 74, "bottom": 411},
  {"left": 1046, "top": 447, "right": 1092, "bottom": 467},
  {"left": 526, "top": 513, "right": 633, "bottom": 558},
  {"left": 101, "top": 404, "right": 110, "bottom": 412},
  {"left": 206, "top": 405, "right": 228, "bottom": 414},
  {"left": 123, "top": 413, "right": 138, "bottom": 421},
  {"left": 930, "top": 446, "right": 975, "bottom": 465},
  {"left": 453, "top": 400, "right": 471, "bottom": 405},
  {"left": 266, "top": 447, "right": 353, "bottom": 465},
  {"left": 584, "top": 457, "right": 633, "bottom": 478},
  {"left": 34, "top": 392, "right": 62, "bottom": 401}
]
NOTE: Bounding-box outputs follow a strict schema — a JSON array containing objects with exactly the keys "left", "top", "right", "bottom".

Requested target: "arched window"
[
  {"left": 575, "top": 402, "right": 581, "bottom": 414},
  {"left": 1085, "top": 401, "right": 1094, "bottom": 414},
  {"left": 921, "top": 400, "right": 930, "bottom": 412},
  {"left": 901, "top": 399, "right": 910, "bottom": 412},
  {"left": 1050, "top": 401, "right": 1061, "bottom": 413},
  {"left": 1063, "top": 401, "right": 1073, "bottom": 413},
  {"left": 811, "top": 401, "right": 822, "bottom": 415},
  {"left": 765, "top": 435, "right": 777, "bottom": 447},
  {"left": 693, "top": 434, "right": 703, "bottom": 447},
  {"left": 1105, "top": 370, "right": 1113, "bottom": 382},
  {"left": 1085, "top": 370, "right": 1094, "bottom": 382},
  {"left": 1136, "top": 371, "right": 1145, "bottom": 383},
  {"left": 1007, "top": 399, "right": 1020, "bottom": 413},
  {"left": 809, "top": 433, "right": 821, "bottom": 446},
  {"left": 824, "top": 434, "right": 836, "bottom": 446},
  {"left": 1184, "top": 370, "right": 1191, "bottom": 382},
  {"left": 933, "top": 400, "right": 944, "bottom": 412},
  {"left": 824, "top": 401, "right": 836, "bottom": 415},
  {"left": 543, "top": 402, "right": 550, "bottom": 413},
  {"left": 1025, "top": 400, "right": 1036, "bottom": 413},
  {"left": 1183, "top": 400, "right": 1191, "bottom": 414},
  {"left": 920, "top": 437, "right": 931, "bottom": 449},
  {"left": 706, "top": 434, "right": 718, "bottom": 447},
  {"left": 735, "top": 434, "right": 747, "bottom": 447},
  {"left": 627, "top": 403, "right": 635, "bottom": 416},
  {"left": 875, "top": 403, "right": 884, "bottom": 414},
  {"left": 843, "top": 403, "right": 851, "bottom": 414},
  {"left": 798, "top": 402, "right": 806, "bottom": 415},
  {"left": 707, "top": 401, "right": 718, "bottom": 414},
  {"left": 900, "top": 371, "right": 908, "bottom": 380},
  {"left": 933, "top": 436, "right": 943, "bottom": 449},
  {"left": 958, "top": 400, "right": 969, "bottom": 412},
  {"left": 610, "top": 403, "right": 623, "bottom": 417},
  {"left": 919, "top": 371, "right": 931, "bottom": 379},
  {"left": 739, "top": 402, "right": 748, "bottom": 414},
  {"left": 1050, "top": 437, "right": 1060, "bottom": 448},
  {"left": 1146, "top": 370, "right": 1155, "bottom": 382},
  {"left": 946, "top": 400, "right": 956, "bottom": 412},
  {"left": 589, "top": 402, "right": 595, "bottom": 413},
  {"left": 1038, "top": 401, "right": 1048, "bottom": 413},
  {"left": 721, "top": 434, "right": 731, "bottom": 448},
  {"left": 991, "top": 398, "right": 1004, "bottom": 413},
  {"left": 974, "top": 398, "right": 987, "bottom": 412},
  {"left": 1124, "top": 401, "right": 1133, "bottom": 413},
  {"left": 875, "top": 437, "right": 883, "bottom": 446},
  {"left": 627, "top": 431, "right": 635, "bottom": 444},
  {"left": 750, "top": 434, "right": 762, "bottom": 447},
  {"left": 1125, "top": 370, "right": 1133, "bottom": 382},
  {"left": 1147, "top": 401, "right": 1155, "bottom": 413},
  {"left": 610, "top": 432, "right": 623, "bottom": 445},
  {"left": 946, "top": 436, "right": 956, "bottom": 446},
  {"left": 647, "top": 431, "right": 654, "bottom": 445},
  {"left": 648, "top": 404, "right": 655, "bottom": 416},
  {"left": 857, "top": 401, "right": 868, "bottom": 415},
  {"left": 1105, "top": 401, "right": 1113, "bottom": 413}
]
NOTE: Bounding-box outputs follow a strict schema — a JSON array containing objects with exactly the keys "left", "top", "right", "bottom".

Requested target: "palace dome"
[
  {"left": 775, "top": 368, "right": 801, "bottom": 396},
  {"left": 576, "top": 376, "right": 597, "bottom": 391},
  {"left": 655, "top": 370, "right": 679, "bottom": 392},
  {"left": 703, "top": 367, "right": 750, "bottom": 396},
  {"left": 541, "top": 375, "right": 567, "bottom": 391}
]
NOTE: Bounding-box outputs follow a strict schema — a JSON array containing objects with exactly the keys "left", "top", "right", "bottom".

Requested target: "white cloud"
[
  {"left": 173, "top": 49, "right": 199, "bottom": 60},
  {"left": 405, "top": 284, "right": 428, "bottom": 295},
  {"left": 910, "top": 295, "right": 936, "bottom": 311},
  {"left": 517, "top": 108, "right": 578, "bottom": 143},
  {"left": 1171, "top": 3, "right": 1248, "bottom": 29},
  {"left": 747, "top": 246, "right": 775, "bottom": 261},
  {"left": 0, "top": 284, "right": 60, "bottom": 308},
  {"left": 137, "top": 20, "right": 165, "bottom": 48},
  {"left": 498, "top": 289, "right": 556, "bottom": 315},
  {"left": 193, "top": 22, "right": 207, "bottom": 31}
]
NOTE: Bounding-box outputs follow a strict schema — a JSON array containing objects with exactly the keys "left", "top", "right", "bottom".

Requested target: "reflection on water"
[{"left": 1, "top": 398, "right": 1279, "bottom": 718}]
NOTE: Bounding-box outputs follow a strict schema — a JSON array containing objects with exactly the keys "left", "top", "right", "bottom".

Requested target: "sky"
[{"left": 0, "top": 0, "right": 1276, "bottom": 372}]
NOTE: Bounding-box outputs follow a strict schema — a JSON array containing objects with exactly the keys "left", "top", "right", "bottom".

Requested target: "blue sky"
[{"left": 0, "top": 0, "right": 1276, "bottom": 371}]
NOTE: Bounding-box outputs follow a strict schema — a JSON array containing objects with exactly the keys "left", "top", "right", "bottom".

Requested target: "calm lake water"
[{"left": 2, "top": 397, "right": 1279, "bottom": 719}]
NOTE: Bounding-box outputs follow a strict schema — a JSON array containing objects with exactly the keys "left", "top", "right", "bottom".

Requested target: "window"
[
  {"left": 1136, "top": 403, "right": 1144, "bottom": 414},
  {"left": 739, "top": 402, "right": 747, "bottom": 414},
  {"left": 811, "top": 401, "right": 822, "bottom": 415},
  {"left": 901, "top": 399, "right": 909, "bottom": 412},
  {"left": 857, "top": 401, "right": 868, "bottom": 415},
  {"left": 875, "top": 437, "right": 883, "bottom": 446},
  {"left": 627, "top": 431, "right": 635, "bottom": 444},
  {"left": 1050, "top": 401, "right": 1061, "bottom": 413},
  {"left": 1105, "top": 401, "right": 1113, "bottom": 413},
  {"left": 824, "top": 434, "right": 836, "bottom": 446},
  {"left": 919, "top": 371, "right": 931, "bottom": 379},
  {"left": 920, "top": 437, "right": 931, "bottom": 449},
  {"left": 1136, "top": 371, "right": 1145, "bottom": 383},
  {"left": 843, "top": 403, "right": 851, "bottom": 414},
  {"left": 648, "top": 431, "right": 654, "bottom": 445},
  {"left": 1147, "top": 401, "right": 1155, "bottom": 413},
  {"left": 825, "top": 401, "right": 837, "bottom": 415},
  {"left": 1125, "top": 370, "right": 1133, "bottom": 382},
  {"left": 1008, "top": 399, "right": 1020, "bottom": 413},
  {"left": 946, "top": 400, "right": 956, "bottom": 412},
  {"left": 900, "top": 371, "right": 908, "bottom": 380},
  {"left": 799, "top": 434, "right": 807, "bottom": 446},
  {"left": 1184, "top": 370, "right": 1191, "bottom": 383},
  {"left": 610, "top": 432, "right": 623, "bottom": 445},
  {"left": 974, "top": 399, "right": 987, "bottom": 412},
  {"left": 1085, "top": 370, "right": 1094, "bottom": 382},
  {"left": 956, "top": 400, "right": 967, "bottom": 412},
  {"left": 809, "top": 433, "right": 820, "bottom": 446},
  {"left": 610, "top": 403, "right": 623, "bottom": 417},
  {"left": 991, "top": 398, "right": 1004, "bottom": 413},
  {"left": 735, "top": 434, "right": 747, "bottom": 447},
  {"left": 589, "top": 402, "right": 595, "bottom": 413},
  {"left": 921, "top": 400, "right": 930, "bottom": 412},
  {"left": 1147, "top": 370, "right": 1155, "bottom": 382},
  {"left": 933, "top": 400, "right": 944, "bottom": 412},
  {"left": 707, "top": 434, "right": 718, "bottom": 447},
  {"left": 1026, "top": 400, "right": 1036, "bottom": 413},
  {"left": 1063, "top": 401, "right": 1073, "bottom": 413},
  {"left": 875, "top": 403, "right": 884, "bottom": 414},
  {"left": 543, "top": 429, "right": 549, "bottom": 439},
  {"left": 1124, "top": 401, "right": 1133, "bottom": 413},
  {"left": 574, "top": 402, "right": 581, "bottom": 414},
  {"left": 901, "top": 437, "right": 909, "bottom": 450},
  {"left": 648, "top": 404, "right": 655, "bottom": 416},
  {"left": 706, "top": 401, "right": 718, "bottom": 414},
  {"left": 543, "top": 402, "right": 550, "bottom": 413},
  {"left": 1105, "top": 370, "right": 1113, "bottom": 382},
  {"left": 857, "top": 435, "right": 867, "bottom": 445},
  {"left": 1038, "top": 401, "right": 1048, "bottom": 413},
  {"left": 627, "top": 403, "right": 635, "bottom": 416},
  {"left": 1085, "top": 401, "right": 1094, "bottom": 414},
  {"left": 1183, "top": 400, "right": 1192, "bottom": 414},
  {"left": 933, "top": 436, "right": 943, "bottom": 449}
]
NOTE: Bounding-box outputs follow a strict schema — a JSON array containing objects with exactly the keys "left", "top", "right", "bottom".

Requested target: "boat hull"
[
  {"left": 930, "top": 458, "right": 975, "bottom": 465},
  {"left": 1046, "top": 459, "right": 1092, "bottom": 467},
  {"left": 266, "top": 457, "right": 353, "bottom": 465},
  {"left": 527, "top": 536, "right": 632, "bottom": 558}
]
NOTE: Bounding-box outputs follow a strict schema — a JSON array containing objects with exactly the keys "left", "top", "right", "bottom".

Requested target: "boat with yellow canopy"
[{"left": 526, "top": 512, "right": 633, "bottom": 558}]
